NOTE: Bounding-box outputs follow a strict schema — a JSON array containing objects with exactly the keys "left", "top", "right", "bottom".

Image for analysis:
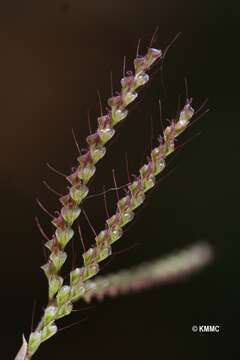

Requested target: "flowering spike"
[{"left": 37, "top": 45, "right": 163, "bottom": 308}]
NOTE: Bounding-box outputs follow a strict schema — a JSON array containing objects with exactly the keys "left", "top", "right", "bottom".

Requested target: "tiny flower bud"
[
  {"left": 70, "top": 183, "right": 89, "bottom": 204},
  {"left": 56, "top": 285, "right": 71, "bottom": 306},
  {"left": 41, "top": 324, "right": 57, "bottom": 343},
  {"left": 50, "top": 250, "right": 67, "bottom": 272},
  {"left": 117, "top": 195, "right": 131, "bottom": 212},
  {"left": 28, "top": 331, "right": 41, "bottom": 356},
  {"left": 48, "top": 275, "right": 64, "bottom": 299},
  {"left": 120, "top": 211, "right": 135, "bottom": 226},
  {"left": 96, "top": 245, "right": 112, "bottom": 263},
  {"left": 142, "top": 177, "right": 155, "bottom": 191},
  {"left": 78, "top": 164, "right": 96, "bottom": 182},
  {"left": 97, "top": 114, "right": 111, "bottom": 128},
  {"left": 164, "top": 139, "right": 175, "bottom": 156},
  {"left": 41, "top": 262, "right": 53, "bottom": 279},
  {"left": 109, "top": 227, "right": 123, "bottom": 244},
  {"left": 134, "top": 56, "right": 147, "bottom": 74},
  {"left": 151, "top": 148, "right": 166, "bottom": 175},
  {"left": 146, "top": 48, "right": 162, "bottom": 67},
  {"left": 140, "top": 162, "right": 153, "bottom": 180},
  {"left": 130, "top": 193, "right": 145, "bottom": 210},
  {"left": 83, "top": 281, "right": 97, "bottom": 303},
  {"left": 82, "top": 263, "right": 99, "bottom": 281},
  {"left": 59, "top": 194, "right": 75, "bottom": 207},
  {"left": 90, "top": 145, "right": 106, "bottom": 163},
  {"left": 71, "top": 267, "right": 88, "bottom": 286},
  {"left": 82, "top": 247, "right": 96, "bottom": 266},
  {"left": 95, "top": 229, "right": 111, "bottom": 246},
  {"left": 56, "top": 302, "right": 73, "bottom": 320},
  {"left": 86, "top": 132, "right": 100, "bottom": 146},
  {"left": 106, "top": 214, "right": 120, "bottom": 229},
  {"left": 134, "top": 71, "right": 149, "bottom": 88},
  {"left": 43, "top": 306, "right": 58, "bottom": 326},
  {"left": 70, "top": 267, "right": 81, "bottom": 286},
  {"left": 163, "top": 124, "right": 174, "bottom": 142},
  {"left": 51, "top": 214, "right": 65, "bottom": 229},
  {"left": 175, "top": 103, "right": 194, "bottom": 133},
  {"left": 44, "top": 238, "right": 57, "bottom": 252},
  {"left": 121, "top": 74, "right": 134, "bottom": 90},
  {"left": 108, "top": 95, "right": 122, "bottom": 108},
  {"left": 61, "top": 206, "right": 81, "bottom": 226},
  {"left": 153, "top": 157, "right": 165, "bottom": 175},
  {"left": 70, "top": 282, "right": 86, "bottom": 301},
  {"left": 122, "top": 90, "right": 138, "bottom": 107},
  {"left": 98, "top": 127, "right": 115, "bottom": 144},
  {"left": 128, "top": 179, "right": 143, "bottom": 198},
  {"left": 55, "top": 227, "right": 74, "bottom": 248},
  {"left": 111, "top": 107, "right": 128, "bottom": 125}
]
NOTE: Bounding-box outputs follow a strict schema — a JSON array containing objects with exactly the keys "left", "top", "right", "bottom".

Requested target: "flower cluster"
[
  {"left": 40, "top": 47, "right": 162, "bottom": 304},
  {"left": 14, "top": 40, "right": 211, "bottom": 360},
  {"left": 27, "top": 99, "right": 194, "bottom": 358}
]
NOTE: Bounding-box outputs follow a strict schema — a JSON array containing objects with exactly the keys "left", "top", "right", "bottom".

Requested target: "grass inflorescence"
[{"left": 14, "top": 36, "right": 212, "bottom": 360}]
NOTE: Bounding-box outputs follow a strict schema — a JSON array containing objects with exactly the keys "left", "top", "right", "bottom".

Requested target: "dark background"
[{"left": 0, "top": 1, "right": 239, "bottom": 359}]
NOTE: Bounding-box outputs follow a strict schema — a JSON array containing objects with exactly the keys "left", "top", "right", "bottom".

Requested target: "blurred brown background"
[{"left": 0, "top": 1, "right": 239, "bottom": 359}]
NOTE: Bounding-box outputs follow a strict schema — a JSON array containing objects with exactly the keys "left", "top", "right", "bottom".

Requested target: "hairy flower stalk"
[
  {"left": 81, "top": 242, "right": 212, "bottom": 302},
  {"left": 41, "top": 47, "right": 162, "bottom": 303},
  {"left": 24, "top": 99, "right": 196, "bottom": 359}
]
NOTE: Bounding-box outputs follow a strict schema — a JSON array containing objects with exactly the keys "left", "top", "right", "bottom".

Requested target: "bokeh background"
[{"left": 0, "top": 1, "right": 239, "bottom": 359}]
